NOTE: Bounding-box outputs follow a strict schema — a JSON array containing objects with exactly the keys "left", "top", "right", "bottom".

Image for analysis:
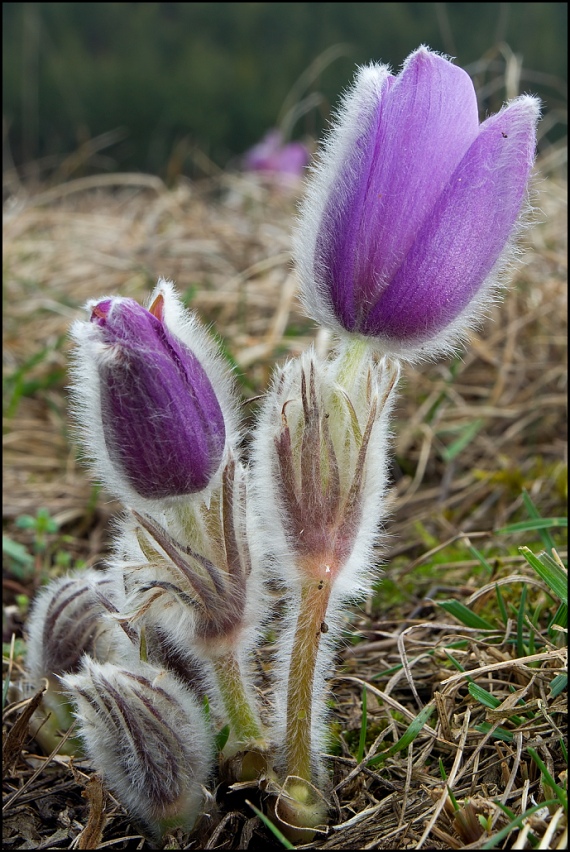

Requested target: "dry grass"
[{"left": 2, "top": 163, "right": 567, "bottom": 850}]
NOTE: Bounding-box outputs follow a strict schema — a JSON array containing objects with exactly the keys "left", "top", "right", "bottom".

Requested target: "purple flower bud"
[
  {"left": 252, "top": 344, "right": 399, "bottom": 597},
  {"left": 295, "top": 46, "right": 540, "bottom": 360},
  {"left": 24, "top": 570, "right": 129, "bottom": 756},
  {"left": 26, "top": 571, "right": 123, "bottom": 682},
  {"left": 63, "top": 659, "right": 213, "bottom": 841},
  {"left": 71, "top": 282, "right": 233, "bottom": 503}
]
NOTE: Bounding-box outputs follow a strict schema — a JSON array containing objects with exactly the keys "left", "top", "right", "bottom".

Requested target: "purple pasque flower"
[
  {"left": 294, "top": 46, "right": 540, "bottom": 360},
  {"left": 71, "top": 281, "right": 234, "bottom": 503},
  {"left": 62, "top": 659, "right": 213, "bottom": 841},
  {"left": 252, "top": 345, "right": 399, "bottom": 598},
  {"left": 26, "top": 570, "right": 124, "bottom": 682},
  {"left": 116, "top": 455, "right": 269, "bottom": 756},
  {"left": 24, "top": 568, "right": 136, "bottom": 757},
  {"left": 243, "top": 129, "right": 309, "bottom": 179}
]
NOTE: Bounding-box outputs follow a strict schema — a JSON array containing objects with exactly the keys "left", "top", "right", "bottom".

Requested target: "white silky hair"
[
  {"left": 251, "top": 346, "right": 398, "bottom": 596},
  {"left": 250, "top": 346, "right": 399, "bottom": 774},
  {"left": 103, "top": 469, "right": 271, "bottom": 730},
  {"left": 25, "top": 568, "right": 131, "bottom": 685}
]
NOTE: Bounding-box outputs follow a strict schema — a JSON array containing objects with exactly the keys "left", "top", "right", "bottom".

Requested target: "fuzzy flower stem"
[
  {"left": 333, "top": 337, "right": 373, "bottom": 388},
  {"left": 211, "top": 653, "right": 265, "bottom": 752},
  {"left": 285, "top": 577, "right": 332, "bottom": 783}
]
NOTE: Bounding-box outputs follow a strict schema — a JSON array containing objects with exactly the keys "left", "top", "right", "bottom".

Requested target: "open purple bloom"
[
  {"left": 295, "top": 46, "right": 540, "bottom": 360},
  {"left": 73, "top": 286, "right": 227, "bottom": 501}
]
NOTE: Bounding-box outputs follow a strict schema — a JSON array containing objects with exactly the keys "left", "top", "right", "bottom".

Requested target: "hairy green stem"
[
  {"left": 211, "top": 652, "right": 265, "bottom": 753},
  {"left": 334, "top": 337, "right": 373, "bottom": 388},
  {"left": 285, "top": 578, "right": 332, "bottom": 783}
]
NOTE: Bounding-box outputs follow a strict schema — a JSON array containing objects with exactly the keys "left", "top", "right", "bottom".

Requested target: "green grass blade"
[
  {"left": 540, "top": 550, "right": 569, "bottom": 574},
  {"left": 548, "top": 602, "right": 568, "bottom": 633},
  {"left": 519, "top": 547, "right": 568, "bottom": 605},
  {"left": 527, "top": 748, "right": 568, "bottom": 809},
  {"left": 482, "top": 800, "right": 560, "bottom": 848},
  {"left": 373, "top": 641, "right": 468, "bottom": 680},
  {"left": 372, "top": 662, "right": 403, "bottom": 679},
  {"left": 549, "top": 674, "right": 567, "bottom": 699},
  {"left": 496, "top": 518, "right": 567, "bottom": 534},
  {"left": 368, "top": 703, "right": 434, "bottom": 767},
  {"left": 245, "top": 800, "right": 296, "bottom": 849},
  {"left": 444, "top": 650, "right": 470, "bottom": 676},
  {"left": 495, "top": 583, "right": 509, "bottom": 626},
  {"left": 468, "top": 683, "right": 525, "bottom": 725},
  {"left": 521, "top": 490, "right": 558, "bottom": 553},
  {"left": 439, "top": 418, "right": 484, "bottom": 463},
  {"left": 357, "top": 686, "right": 367, "bottom": 763},
  {"left": 466, "top": 543, "right": 494, "bottom": 574},
  {"left": 516, "top": 584, "right": 528, "bottom": 658},
  {"left": 474, "top": 722, "right": 513, "bottom": 742},
  {"left": 468, "top": 682, "right": 501, "bottom": 709},
  {"left": 437, "top": 600, "right": 495, "bottom": 630}
]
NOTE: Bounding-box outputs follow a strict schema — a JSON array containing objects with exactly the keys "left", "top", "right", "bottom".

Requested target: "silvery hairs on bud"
[{"left": 63, "top": 658, "right": 214, "bottom": 841}]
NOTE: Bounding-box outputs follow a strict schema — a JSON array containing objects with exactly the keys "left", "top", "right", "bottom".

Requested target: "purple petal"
[
  {"left": 317, "top": 48, "right": 480, "bottom": 330},
  {"left": 93, "top": 299, "right": 226, "bottom": 498},
  {"left": 362, "top": 96, "right": 539, "bottom": 340}
]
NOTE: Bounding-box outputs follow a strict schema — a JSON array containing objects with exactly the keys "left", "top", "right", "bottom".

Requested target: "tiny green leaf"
[
  {"left": 2, "top": 535, "right": 33, "bottom": 566},
  {"left": 519, "top": 547, "right": 567, "bottom": 605},
  {"left": 245, "top": 800, "right": 296, "bottom": 849},
  {"left": 549, "top": 674, "right": 567, "bottom": 699},
  {"left": 437, "top": 600, "right": 495, "bottom": 630},
  {"left": 368, "top": 703, "right": 434, "bottom": 766},
  {"left": 357, "top": 686, "right": 367, "bottom": 763},
  {"left": 215, "top": 724, "right": 230, "bottom": 753}
]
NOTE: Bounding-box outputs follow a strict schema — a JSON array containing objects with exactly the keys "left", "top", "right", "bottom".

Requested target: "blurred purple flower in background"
[
  {"left": 295, "top": 46, "right": 540, "bottom": 361},
  {"left": 243, "top": 128, "right": 310, "bottom": 181}
]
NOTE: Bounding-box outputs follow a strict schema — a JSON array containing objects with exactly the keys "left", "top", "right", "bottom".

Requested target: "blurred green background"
[{"left": 3, "top": 2, "right": 567, "bottom": 179}]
